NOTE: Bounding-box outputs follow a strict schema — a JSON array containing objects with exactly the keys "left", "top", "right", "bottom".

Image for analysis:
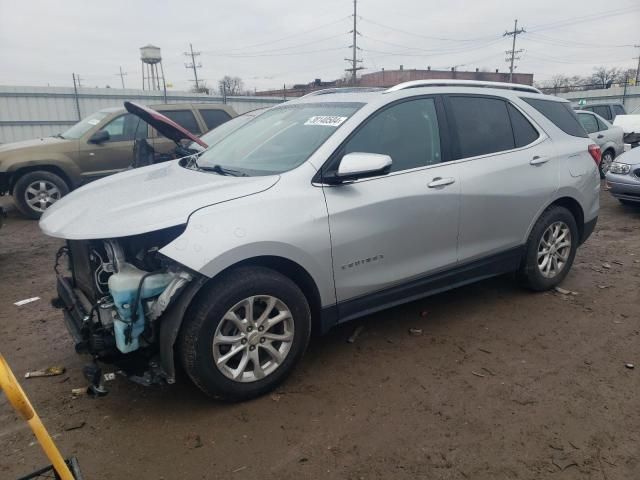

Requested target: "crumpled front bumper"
[{"left": 55, "top": 275, "right": 92, "bottom": 354}]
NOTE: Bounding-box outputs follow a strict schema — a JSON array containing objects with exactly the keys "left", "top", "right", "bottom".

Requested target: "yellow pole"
[{"left": 0, "top": 355, "right": 75, "bottom": 480}]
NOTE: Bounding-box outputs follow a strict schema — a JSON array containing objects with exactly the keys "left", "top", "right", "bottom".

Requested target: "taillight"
[{"left": 588, "top": 144, "right": 601, "bottom": 166}]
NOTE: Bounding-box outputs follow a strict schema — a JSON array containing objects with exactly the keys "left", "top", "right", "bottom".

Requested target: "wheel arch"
[
  {"left": 8, "top": 164, "right": 74, "bottom": 194},
  {"left": 526, "top": 196, "right": 585, "bottom": 245}
]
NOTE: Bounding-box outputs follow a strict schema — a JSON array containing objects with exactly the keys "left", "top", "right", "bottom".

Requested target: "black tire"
[
  {"left": 599, "top": 149, "right": 615, "bottom": 179},
  {"left": 619, "top": 199, "right": 639, "bottom": 207},
  {"left": 178, "top": 266, "right": 311, "bottom": 401},
  {"left": 13, "top": 170, "right": 69, "bottom": 219},
  {"left": 518, "top": 206, "right": 579, "bottom": 291}
]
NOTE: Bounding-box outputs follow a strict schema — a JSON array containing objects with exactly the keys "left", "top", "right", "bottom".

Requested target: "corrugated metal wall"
[
  {"left": 556, "top": 85, "right": 640, "bottom": 112},
  {"left": 0, "top": 85, "right": 285, "bottom": 143}
]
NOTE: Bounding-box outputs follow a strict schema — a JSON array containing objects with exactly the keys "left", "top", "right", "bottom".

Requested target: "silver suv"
[{"left": 40, "top": 80, "right": 600, "bottom": 401}]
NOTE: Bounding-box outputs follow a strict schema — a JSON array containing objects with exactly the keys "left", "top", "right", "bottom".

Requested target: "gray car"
[
  {"left": 605, "top": 147, "right": 640, "bottom": 205},
  {"left": 39, "top": 80, "right": 600, "bottom": 401},
  {"left": 576, "top": 110, "right": 624, "bottom": 177}
]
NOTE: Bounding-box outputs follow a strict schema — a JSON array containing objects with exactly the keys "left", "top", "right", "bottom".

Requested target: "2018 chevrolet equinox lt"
[{"left": 40, "top": 80, "right": 600, "bottom": 401}]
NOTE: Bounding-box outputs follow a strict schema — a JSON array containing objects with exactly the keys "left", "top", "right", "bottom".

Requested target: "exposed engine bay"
[{"left": 53, "top": 225, "right": 196, "bottom": 387}]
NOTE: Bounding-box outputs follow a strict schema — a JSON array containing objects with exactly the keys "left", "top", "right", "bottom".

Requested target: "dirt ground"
[{"left": 0, "top": 188, "right": 638, "bottom": 480}]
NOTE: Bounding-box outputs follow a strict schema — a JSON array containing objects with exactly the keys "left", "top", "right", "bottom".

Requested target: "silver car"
[
  {"left": 40, "top": 80, "right": 600, "bottom": 401},
  {"left": 605, "top": 146, "right": 640, "bottom": 205},
  {"left": 576, "top": 109, "right": 624, "bottom": 177}
]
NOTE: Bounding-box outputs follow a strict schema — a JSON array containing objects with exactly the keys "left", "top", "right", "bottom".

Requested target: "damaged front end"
[{"left": 53, "top": 225, "right": 201, "bottom": 387}]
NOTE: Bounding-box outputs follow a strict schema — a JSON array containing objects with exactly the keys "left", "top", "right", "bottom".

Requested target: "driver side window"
[
  {"left": 343, "top": 98, "right": 442, "bottom": 172},
  {"left": 99, "top": 114, "right": 141, "bottom": 142}
]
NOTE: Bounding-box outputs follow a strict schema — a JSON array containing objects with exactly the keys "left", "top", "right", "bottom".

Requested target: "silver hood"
[{"left": 40, "top": 160, "right": 279, "bottom": 240}]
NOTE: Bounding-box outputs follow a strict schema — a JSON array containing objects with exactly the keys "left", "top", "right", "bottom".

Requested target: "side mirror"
[
  {"left": 328, "top": 152, "right": 392, "bottom": 184},
  {"left": 88, "top": 130, "right": 110, "bottom": 144}
]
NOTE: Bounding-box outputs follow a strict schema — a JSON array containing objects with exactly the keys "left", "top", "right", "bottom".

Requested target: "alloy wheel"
[
  {"left": 537, "top": 221, "right": 572, "bottom": 278},
  {"left": 24, "top": 180, "right": 62, "bottom": 212},
  {"left": 600, "top": 152, "right": 614, "bottom": 176},
  {"left": 213, "top": 295, "right": 294, "bottom": 382}
]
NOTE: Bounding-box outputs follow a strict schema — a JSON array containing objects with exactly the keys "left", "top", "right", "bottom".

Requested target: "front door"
[
  {"left": 78, "top": 113, "right": 141, "bottom": 181},
  {"left": 322, "top": 97, "right": 461, "bottom": 307}
]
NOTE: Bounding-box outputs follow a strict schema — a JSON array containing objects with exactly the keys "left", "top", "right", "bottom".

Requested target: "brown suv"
[{"left": 0, "top": 102, "right": 236, "bottom": 218}]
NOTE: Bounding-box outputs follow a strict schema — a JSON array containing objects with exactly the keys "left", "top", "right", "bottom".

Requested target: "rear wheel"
[
  {"left": 518, "top": 206, "right": 578, "bottom": 291},
  {"left": 599, "top": 150, "right": 614, "bottom": 178},
  {"left": 13, "top": 171, "right": 69, "bottom": 219},
  {"left": 178, "top": 266, "right": 311, "bottom": 401}
]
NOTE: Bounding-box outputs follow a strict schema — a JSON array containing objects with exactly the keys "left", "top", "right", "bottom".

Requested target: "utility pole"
[
  {"left": 634, "top": 44, "right": 640, "bottom": 84},
  {"left": 344, "top": 0, "right": 364, "bottom": 86},
  {"left": 71, "top": 73, "right": 81, "bottom": 120},
  {"left": 504, "top": 19, "right": 525, "bottom": 83},
  {"left": 116, "top": 66, "right": 127, "bottom": 89},
  {"left": 184, "top": 43, "right": 202, "bottom": 90}
]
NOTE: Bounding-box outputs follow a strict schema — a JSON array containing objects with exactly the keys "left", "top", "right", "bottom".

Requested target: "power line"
[
  {"left": 527, "top": 6, "right": 640, "bottom": 33},
  {"left": 525, "top": 32, "right": 634, "bottom": 49},
  {"left": 116, "top": 66, "right": 127, "bottom": 89},
  {"left": 504, "top": 19, "right": 525, "bottom": 82},
  {"left": 184, "top": 43, "right": 202, "bottom": 90},
  {"left": 360, "top": 16, "right": 500, "bottom": 43},
  {"left": 345, "top": 0, "right": 364, "bottom": 85}
]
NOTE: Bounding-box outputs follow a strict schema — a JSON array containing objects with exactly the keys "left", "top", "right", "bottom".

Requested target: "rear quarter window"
[
  {"left": 199, "top": 109, "right": 232, "bottom": 131},
  {"left": 522, "top": 98, "right": 588, "bottom": 138},
  {"left": 507, "top": 104, "right": 540, "bottom": 147}
]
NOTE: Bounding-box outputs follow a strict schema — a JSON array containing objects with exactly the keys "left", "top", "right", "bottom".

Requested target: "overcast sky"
[{"left": 0, "top": 0, "right": 638, "bottom": 93}]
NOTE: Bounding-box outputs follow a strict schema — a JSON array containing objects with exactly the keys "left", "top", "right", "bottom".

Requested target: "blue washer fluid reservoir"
[{"left": 108, "top": 263, "right": 174, "bottom": 354}]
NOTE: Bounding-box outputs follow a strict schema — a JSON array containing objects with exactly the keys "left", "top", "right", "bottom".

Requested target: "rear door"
[
  {"left": 150, "top": 108, "right": 202, "bottom": 157},
  {"left": 577, "top": 112, "right": 604, "bottom": 148},
  {"left": 447, "top": 95, "right": 558, "bottom": 262},
  {"left": 322, "top": 96, "right": 462, "bottom": 306}
]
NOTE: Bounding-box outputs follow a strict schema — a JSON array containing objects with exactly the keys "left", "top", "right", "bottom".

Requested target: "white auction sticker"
[
  {"left": 87, "top": 119, "right": 100, "bottom": 125},
  {"left": 304, "top": 116, "right": 348, "bottom": 127}
]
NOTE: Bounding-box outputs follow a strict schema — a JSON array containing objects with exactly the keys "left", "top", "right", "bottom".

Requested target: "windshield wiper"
[
  {"left": 53, "top": 133, "right": 65, "bottom": 139},
  {"left": 198, "top": 164, "right": 248, "bottom": 177}
]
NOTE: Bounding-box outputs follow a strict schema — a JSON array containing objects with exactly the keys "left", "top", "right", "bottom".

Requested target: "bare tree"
[
  {"left": 190, "top": 81, "right": 210, "bottom": 95},
  {"left": 590, "top": 67, "right": 623, "bottom": 89},
  {"left": 218, "top": 76, "right": 244, "bottom": 96}
]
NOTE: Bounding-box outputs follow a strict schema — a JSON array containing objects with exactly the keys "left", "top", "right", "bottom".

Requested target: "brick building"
[
  {"left": 255, "top": 67, "right": 534, "bottom": 98},
  {"left": 358, "top": 66, "right": 534, "bottom": 87}
]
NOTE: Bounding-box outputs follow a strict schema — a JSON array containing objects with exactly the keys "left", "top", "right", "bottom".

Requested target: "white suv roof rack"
[
  {"left": 300, "top": 87, "right": 385, "bottom": 98},
  {"left": 385, "top": 79, "right": 542, "bottom": 95}
]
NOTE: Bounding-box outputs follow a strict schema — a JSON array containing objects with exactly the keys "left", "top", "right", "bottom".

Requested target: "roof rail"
[
  {"left": 385, "top": 80, "right": 542, "bottom": 95},
  {"left": 300, "top": 87, "right": 385, "bottom": 98}
]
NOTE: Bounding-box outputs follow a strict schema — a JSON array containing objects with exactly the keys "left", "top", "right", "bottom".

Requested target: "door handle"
[
  {"left": 428, "top": 177, "right": 455, "bottom": 188},
  {"left": 530, "top": 156, "right": 549, "bottom": 165},
  {"left": 597, "top": 134, "right": 604, "bottom": 139}
]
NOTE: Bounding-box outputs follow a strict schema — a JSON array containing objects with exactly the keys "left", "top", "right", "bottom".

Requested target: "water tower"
[{"left": 140, "top": 45, "right": 165, "bottom": 91}]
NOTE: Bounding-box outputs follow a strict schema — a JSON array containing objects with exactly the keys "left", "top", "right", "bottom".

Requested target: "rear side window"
[
  {"left": 448, "top": 96, "right": 514, "bottom": 158},
  {"left": 578, "top": 113, "right": 599, "bottom": 134},
  {"left": 522, "top": 98, "right": 588, "bottom": 138},
  {"left": 596, "top": 117, "right": 608, "bottom": 131},
  {"left": 343, "top": 98, "right": 442, "bottom": 172},
  {"left": 612, "top": 104, "right": 625, "bottom": 117},
  {"left": 200, "top": 109, "right": 232, "bottom": 131},
  {"left": 591, "top": 105, "right": 611, "bottom": 121},
  {"left": 162, "top": 110, "right": 200, "bottom": 134},
  {"left": 507, "top": 104, "right": 540, "bottom": 147}
]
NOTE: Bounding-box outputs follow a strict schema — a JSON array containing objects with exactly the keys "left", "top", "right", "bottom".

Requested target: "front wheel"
[
  {"left": 518, "top": 206, "right": 578, "bottom": 291},
  {"left": 178, "top": 266, "right": 311, "bottom": 401},
  {"left": 599, "top": 150, "right": 614, "bottom": 178},
  {"left": 13, "top": 170, "right": 69, "bottom": 219}
]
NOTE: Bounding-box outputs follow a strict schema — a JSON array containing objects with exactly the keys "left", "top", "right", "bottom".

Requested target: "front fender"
[
  {"left": 159, "top": 175, "right": 335, "bottom": 307},
  {"left": 2, "top": 155, "right": 82, "bottom": 187}
]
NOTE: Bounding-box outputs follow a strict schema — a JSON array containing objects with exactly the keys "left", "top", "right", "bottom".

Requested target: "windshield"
[
  {"left": 60, "top": 111, "right": 110, "bottom": 139},
  {"left": 189, "top": 111, "right": 261, "bottom": 152},
  {"left": 196, "top": 103, "right": 362, "bottom": 175}
]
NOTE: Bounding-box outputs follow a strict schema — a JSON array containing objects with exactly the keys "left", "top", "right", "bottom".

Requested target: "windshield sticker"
[
  {"left": 87, "top": 119, "right": 100, "bottom": 125},
  {"left": 304, "top": 116, "right": 348, "bottom": 127}
]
